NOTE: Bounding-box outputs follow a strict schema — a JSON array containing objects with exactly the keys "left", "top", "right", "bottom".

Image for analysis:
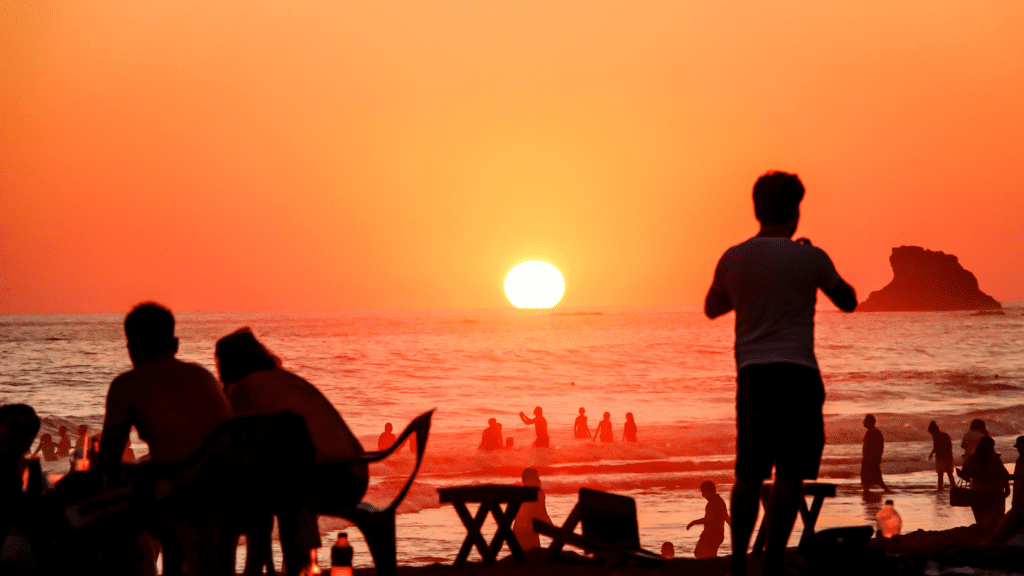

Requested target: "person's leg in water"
[{"left": 730, "top": 479, "right": 762, "bottom": 576}]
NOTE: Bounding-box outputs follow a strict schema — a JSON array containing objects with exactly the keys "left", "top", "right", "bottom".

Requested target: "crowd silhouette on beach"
[{"left": 3, "top": 171, "right": 1024, "bottom": 575}]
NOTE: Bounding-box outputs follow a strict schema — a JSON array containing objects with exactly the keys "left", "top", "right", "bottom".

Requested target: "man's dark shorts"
[{"left": 736, "top": 362, "right": 825, "bottom": 482}]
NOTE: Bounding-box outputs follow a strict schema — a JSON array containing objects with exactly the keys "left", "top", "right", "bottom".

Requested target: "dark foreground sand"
[{"left": 356, "top": 527, "right": 1024, "bottom": 576}]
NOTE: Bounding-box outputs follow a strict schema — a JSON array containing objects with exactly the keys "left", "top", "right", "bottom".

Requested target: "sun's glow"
[{"left": 504, "top": 261, "right": 565, "bottom": 309}]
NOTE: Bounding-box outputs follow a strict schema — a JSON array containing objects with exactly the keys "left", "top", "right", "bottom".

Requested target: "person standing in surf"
[
  {"left": 519, "top": 407, "right": 549, "bottom": 448},
  {"left": 593, "top": 411, "right": 613, "bottom": 443},
  {"left": 928, "top": 421, "right": 955, "bottom": 491},
  {"left": 574, "top": 407, "right": 591, "bottom": 439},
  {"left": 861, "top": 414, "right": 890, "bottom": 493},
  {"left": 705, "top": 171, "right": 857, "bottom": 576},
  {"left": 623, "top": 412, "right": 637, "bottom": 442},
  {"left": 687, "top": 480, "right": 731, "bottom": 559}
]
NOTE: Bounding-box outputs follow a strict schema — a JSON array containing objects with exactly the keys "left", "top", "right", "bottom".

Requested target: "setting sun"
[{"left": 504, "top": 261, "right": 565, "bottom": 309}]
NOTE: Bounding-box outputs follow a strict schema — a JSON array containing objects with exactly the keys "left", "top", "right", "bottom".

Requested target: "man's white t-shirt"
[{"left": 711, "top": 237, "right": 842, "bottom": 371}]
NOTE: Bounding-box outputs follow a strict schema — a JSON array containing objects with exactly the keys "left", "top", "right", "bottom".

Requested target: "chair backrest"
[
  {"left": 578, "top": 488, "right": 640, "bottom": 550},
  {"left": 141, "top": 411, "right": 317, "bottom": 519}
]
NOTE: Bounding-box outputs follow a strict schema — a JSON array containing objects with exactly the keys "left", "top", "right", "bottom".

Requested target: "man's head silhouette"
[
  {"left": 863, "top": 414, "right": 876, "bottom": 428},
  {"left": 384, "top": 423, "right": 393, "bottom": 433},
  {"left": 753, "top": 171, "right": 805, "bottom": 228},
  {"left": 700, "top": 480, "right": 717, "bottom": 498},
  {"left": 124, "top": 302, "right": 178, "bottom": 365}
]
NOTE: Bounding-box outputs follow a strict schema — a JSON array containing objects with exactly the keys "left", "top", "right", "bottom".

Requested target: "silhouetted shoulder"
[{"left": 106, "top": 371, "right": 135, "bottom": 397}]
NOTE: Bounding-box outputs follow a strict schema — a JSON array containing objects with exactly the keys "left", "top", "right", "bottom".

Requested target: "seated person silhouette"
[
  {"left": 379, "top": 423, "right": 397, "bottom": 451},
  {"left": 519, "top": 407, "right": 549, "bottom": 448},
  {"left": 96, "top": 302, "right": 232, "bottom": 573},
  {"left": 31, "top": 433, "right": 60, "bottom": 462},
  {"left": 512, "top": 468, "right": 552, "bottom": 550},
  {"left": 97, "top": 303, "right": 232, "bottom": 472},
  {"left": 56, "top": 425, "right": 71, "bottom": 458},
  {"left": 216, "top": 327, "right": 369, "bottom": 576},
  {"left": 574, "top": 408, "right": 591, "bottom": 439},
  {"left": 687, "top": 481, "right": 731, "bottom": 558},
  {"left": 593, "top": 412, "right": 613, "bottom": 443},
  {"left": 623, "top": 412, "right": 637, "bottom": 442},
  {"left": 1, "top": 404, "right": 41, "bottom": 501},
  {"left": 479, "top": 418, "right": 503, "bottom": 451},
  {"left": 74, "top": 424, "right": 90, "bottom": 455},
  {"left": 1, "top": 403, "right": 42, "bottom": 567},
  {"left": 861, "top": 414, "right": 890, "bottom": 493}
]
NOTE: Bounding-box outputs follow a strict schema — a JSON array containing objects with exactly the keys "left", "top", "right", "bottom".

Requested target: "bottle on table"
[
  {"left": 331, "top": 532, "right": 353, "bottom": 576},
  {"left": 876, "top": 499, "right": 902, "bottom": 538}
]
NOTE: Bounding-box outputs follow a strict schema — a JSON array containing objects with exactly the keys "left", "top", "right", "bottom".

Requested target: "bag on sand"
[{"left": 950, "top": 477, "right": 972, "bottom": 507}]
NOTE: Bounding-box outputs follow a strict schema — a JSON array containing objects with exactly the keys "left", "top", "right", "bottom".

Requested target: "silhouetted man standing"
[
  {"left": 861, "top": 414, "right": 890, "bottom": 492},
  {"left": 520, "top": 406, "right": 549, "bottom": 448},
  {"left": 705, "top": 171, "right": 857, "bottom": 576},
  {"left": 687, "top": 480, "right": 731, "bottom": 559}
]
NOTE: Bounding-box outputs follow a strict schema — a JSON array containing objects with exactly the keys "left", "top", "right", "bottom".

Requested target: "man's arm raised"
[
  {"left": 705, "top": 286, "right": 733, "bottom": 319},
  {"left": 824, "top": 277, "right": 857, "bottom": 312}
]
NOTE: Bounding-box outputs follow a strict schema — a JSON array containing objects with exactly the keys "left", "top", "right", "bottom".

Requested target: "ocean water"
[{"left": 2, "top": 305, "right": 1024, "bottom": 568}]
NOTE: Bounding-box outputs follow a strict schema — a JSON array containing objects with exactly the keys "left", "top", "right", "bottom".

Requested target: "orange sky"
[{"left": 2, "top": 1, "right": 1022, "bottom": 313}]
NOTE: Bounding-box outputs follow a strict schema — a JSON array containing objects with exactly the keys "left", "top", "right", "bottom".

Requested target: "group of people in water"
[
  {"left": 474, "top": 406, "right": 638, "bottom": 451},
  {"left": 29, "top": 424, "right": 137, "bottom": 468}
]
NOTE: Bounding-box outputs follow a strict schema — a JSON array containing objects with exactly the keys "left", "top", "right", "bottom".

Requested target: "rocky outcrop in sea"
[{"left": 858, "top": 246, "right": 1002, "bottom": 312}]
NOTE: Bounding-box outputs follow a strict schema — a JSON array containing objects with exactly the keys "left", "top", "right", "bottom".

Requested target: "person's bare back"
[
  {"left": 97, "top": 303, "right": 231, "bottom": 473},
  {"left": 101, "top": 357, "right": 230, "bottom": 467},
  {"left": 227, "top": 367, "right": 364, "bottom": 464}
]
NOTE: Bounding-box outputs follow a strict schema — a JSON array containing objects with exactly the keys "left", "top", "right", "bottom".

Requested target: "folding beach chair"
[{"left": 532, "top": 488, "right": 666, "bottom": 566}]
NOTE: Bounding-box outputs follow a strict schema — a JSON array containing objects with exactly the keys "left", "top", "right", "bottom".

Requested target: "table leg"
[
  {"left": 490, "top": 499, "right": 526, "bottom": 561},
  {"left": 451, "top": 501, "right": 492, "bottom": 565},
  {"left": 797, "top": 494, "right": 827, "bottom": 551}
]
